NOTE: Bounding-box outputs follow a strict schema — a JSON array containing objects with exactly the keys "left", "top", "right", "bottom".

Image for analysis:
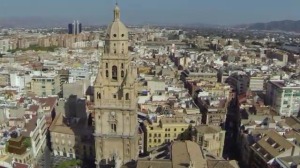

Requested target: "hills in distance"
[
  {"left": 237, "top": 20, "right": 300, "bottom": 32},
  {"left": 0, "top": 17, "right": 300, "bottom": 33}
]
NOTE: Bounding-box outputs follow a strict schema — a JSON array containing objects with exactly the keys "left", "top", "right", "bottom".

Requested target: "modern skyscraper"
[
  {"left": 68, "top": 20, "right": 82, "bottom": 35},
  {"left": 94, "top": 4, "right": 138, "bottom": 168}
]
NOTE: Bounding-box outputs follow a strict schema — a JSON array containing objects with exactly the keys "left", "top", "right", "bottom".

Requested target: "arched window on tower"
[
  {"left": 106, "top": 63, "right": 108, "bottom": 68},
  {"left": 121, "top": 70, "right": 124, "bottom": 78},
  {"left": 121, "top": 63, "right": 124, "bottom": 69},
  {"left": 112, "top": 66, "right": 118, "bottom": 80},
  {"left": 125, "top": 93, "right": 130, "bottom": 100},
  {"left": 114, "top": 49, "right": 116, "bottom": 54}
]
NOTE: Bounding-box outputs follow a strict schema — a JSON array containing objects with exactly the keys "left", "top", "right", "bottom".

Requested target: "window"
[
  {"left": 181, "top": 128, "right": 184, "bottom": 131},
  {"left": 165, "top": 133, "right": 167, "bottom": 137},
  {"left": 111, "top": 124, "right": 116, "bottom": 133},
  {"left": 106, "top": 70, "right": 109, "bottom": 77},
  {"left": 158, "top": 139, "right": 161, "bottom": 143},
  {"left": 121, "top": 34, "right": 124, "bottom": 37},
  {"left": 113, "top": 94, "right": 117, "bottom": 99},
  {"left": 154, "top": 139, "right": 156, "bottom": 143},
  {"left": 112, "top": 66, "right": 118, "bottom": 80},
  {"left": 174, "top": 128, "right": 177, "bottom": 131},
  {"left": 204, "top": 140, "right": 209, "bottom": 147},
  {"left": 121, "top": 63, "right": 124, "bottom": 69},
  {"left": 125, "top": 93, "right": 129, "bottom": 100},
  {"left": 97, "top": 92, "right": 101, "bottom": 99},
  {"left": 149, "top": 133, "right": 152, "bottom": 137},
  {"left": 121, "top": 49, "right": 124, "bottom": 54},
  {"left": 106, "top": 63, "right": 108, "bottom": 68},
  {"left": 122, "top": 43, "right": 124, "bottom": 46},
  {"left": 114, "top": 49, "right": 116, "bottom": 54},
  {"left": 149, "top": 139, "right": 152, "bottom": 143},
  {"left": 114, "top": 43, "right": 116, "bottom": 46},
  {"left": 42, "top": 86, "right": 45, "bottom": 88},
  {"left": 121, "top": 71, "right": 124, "bottom": 78},
  {"left": 113, "top": 34, "right": 117, "bottom": 37}
]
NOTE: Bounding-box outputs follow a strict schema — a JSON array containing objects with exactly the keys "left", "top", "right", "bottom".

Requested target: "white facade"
[
  {"left": 29, "top": 115, "right": 47, "bottom": 158},
  {"left": 266, "top": 80, "right": 300, "bottom": 117},
  {"left": 0, "top": 39, "right": 11, "bottom": 53},
  {"left": 10, "top": 74, "right": 31, "bottom": 91}
]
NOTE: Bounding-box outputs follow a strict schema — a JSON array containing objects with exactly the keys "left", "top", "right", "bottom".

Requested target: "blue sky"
[{"left": 1, "top": 0, "right": 300, "bottom": 25}]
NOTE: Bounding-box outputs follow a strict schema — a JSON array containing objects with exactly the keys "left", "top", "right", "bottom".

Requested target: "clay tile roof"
[
  {"left": 28, "top": 104, "right": 39, "bottom": 113},
  {"left": 21, "top": 116, "right": 38, "bottom": 137},
  {"left": 13, "top": 163, "right": 29, "bottom": 168}
]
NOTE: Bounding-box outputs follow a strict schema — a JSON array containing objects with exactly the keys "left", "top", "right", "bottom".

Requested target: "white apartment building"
[
  {"left": 10, "top": 73, "right": 31, "bottom": 92},
  {"left": 23, "top": 115, "right": 47, "bottom": 158},
  {"left": 266, "top": 80, "right": 300, "bottom": 117},
  {"left": 0, "top": 39, "right": 11, "bottom": 53}
]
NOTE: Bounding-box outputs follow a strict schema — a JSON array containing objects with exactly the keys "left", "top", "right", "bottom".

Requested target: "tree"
[
  {"left": 55, "top": 159, "right": 82, "bottom": 168},
  {"left": 23, "top": 138, "right": 31, "bottom": 148}
]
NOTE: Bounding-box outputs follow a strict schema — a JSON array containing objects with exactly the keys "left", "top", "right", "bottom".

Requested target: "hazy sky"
[{"left": 1, "top": 0, "right": 300, "bottom": 25}]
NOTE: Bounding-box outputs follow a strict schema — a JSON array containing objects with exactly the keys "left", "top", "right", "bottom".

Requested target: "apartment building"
[
  {"left": 144, "top": 117, "right": 190, "bottom": 152},
  {"left": 49, "top": 113, "right": 94, "bottom": 160},
  {"left": 195, "top": 96, "right": 229, "bottom": 126},
  {"left": 250, "top": 130, "right": 300, "bottom": 168},
  {"left": 192, "top": 125, "right": 225, "bottom": 157},
  {"left": 226, "top": 71, "right": 250, "bottom": 95},
  {"left": 29, "top": 73, "right": 60, "bottom": 97},
  {"left": 21, "top": 115, "right": 47, "bottom": 159},
  {"left": 266, "top": 80, "right": 300, "bottom": 117},
  {"left": 0, "top": 39, "right": 11, "bottom": 53}
]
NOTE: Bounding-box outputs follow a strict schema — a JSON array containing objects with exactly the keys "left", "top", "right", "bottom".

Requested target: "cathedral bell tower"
[{"left": 94, "top": 4, "right": 138, "bottom": 168}]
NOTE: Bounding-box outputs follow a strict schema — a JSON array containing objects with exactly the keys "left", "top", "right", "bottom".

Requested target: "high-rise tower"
[
  {"left": 94, "top": 4, "right": 138, "bottom": 168},
  {"left": 68, "top": 20, "right": 82, "bottom": 35}
]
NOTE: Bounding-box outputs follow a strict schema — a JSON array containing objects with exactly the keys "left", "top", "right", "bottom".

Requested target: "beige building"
[
  {"left": 0, "top": 73, "right": 10, "bottom": 87},
  {"left": 250, "top": 130, "right": 300, "bottom": 168},
  {"left": 29, "top": 73, "right": 60, "bottom": 97},
  {"left": 144, "top": 117, "right": 190, "bottom": 152},
  {"left": 49, "top": 113, "right": 94, "bottom": 159},
  {"left": 137, "top": 141, "right": 238, "bottom": 168},
  {"left": 192, "top": 125, "right": 225, "bottom": 157},
  {"left": 93, "top": 5, "right": 139, "bottom": 168}
]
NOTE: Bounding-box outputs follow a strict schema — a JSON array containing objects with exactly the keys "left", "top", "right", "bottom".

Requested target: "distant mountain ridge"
[{"left": 244, "top": 20, "right": 300, "bottom": 32}]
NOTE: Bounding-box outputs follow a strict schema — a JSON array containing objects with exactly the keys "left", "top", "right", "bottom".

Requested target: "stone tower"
[{"left": 94, "top": 4, "right": 138, "bottom": 168}]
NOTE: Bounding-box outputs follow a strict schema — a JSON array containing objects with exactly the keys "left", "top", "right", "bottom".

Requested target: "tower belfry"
[{"left": 94, "top": 4, "right": 138, "bottom": 168}]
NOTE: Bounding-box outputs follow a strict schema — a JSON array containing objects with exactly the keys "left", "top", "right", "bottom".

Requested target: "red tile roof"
[{"left": 13, "top": 163, "right": 29, "bottom": 168}]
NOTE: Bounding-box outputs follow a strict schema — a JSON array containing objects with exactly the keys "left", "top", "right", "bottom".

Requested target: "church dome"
[{"left": 106, "top": 5, "right": 128, "bottom": 40}]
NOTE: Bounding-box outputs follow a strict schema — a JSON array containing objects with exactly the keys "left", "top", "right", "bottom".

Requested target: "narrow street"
[{"left": 223, "top": 99, "right": 241, "bottom": 161}]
